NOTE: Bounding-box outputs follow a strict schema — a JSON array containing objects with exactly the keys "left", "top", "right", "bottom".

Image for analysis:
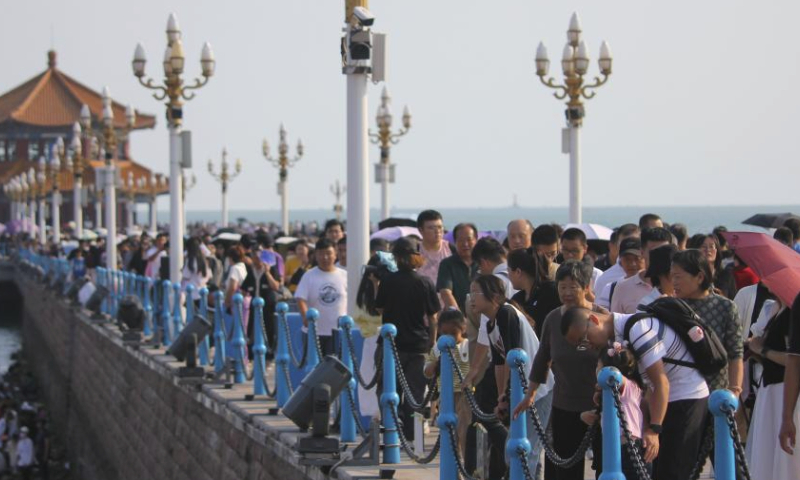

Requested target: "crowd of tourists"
[{"left": 12, "top": 211, "right": 800, "bottom": 480}]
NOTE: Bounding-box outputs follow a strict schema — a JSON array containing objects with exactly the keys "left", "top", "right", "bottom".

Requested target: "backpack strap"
[
  {"left": 608, "top": 281, "right": 618, "bottom": 306},
  {"left": 622, "top": 312, "right": 652, "bottom": 344}
]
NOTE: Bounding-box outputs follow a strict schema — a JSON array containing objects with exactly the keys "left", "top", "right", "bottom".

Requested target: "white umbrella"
[
  {"left": 79, "top": 230, "right": 98, "bottom": 241},
  {"left": 370, "top": 226, "right": 422, "bottom": 242},
  {"left": 564, "top": 223, "right": 614, "bottom": 241},
  {"left": 275, "top": 236, "right": 300, "bottom": 245},
  {"left": 212, "top": 232, "right": 242, "bottom": 242}
]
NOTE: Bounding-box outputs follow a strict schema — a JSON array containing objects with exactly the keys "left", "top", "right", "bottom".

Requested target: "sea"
[{"left": 173, "top": 205, "right": 800, "bottom": 235}]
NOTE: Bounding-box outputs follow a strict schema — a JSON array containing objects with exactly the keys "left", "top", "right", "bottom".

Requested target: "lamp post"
[
  {"left": 262, "top": 125, "right": 303, "bottom": 234},
  {"left": 207, "top": 148, "right": 240, "bottom": 227},
  {"left": 132, "top": 12, "right": 216, "bottom": 284},
  {"left": 182, "top": 170, "right": 196, "bottom": 229},
  {"left": 26, "top": 169, "right": 36, "bottom": 231},
  {"left": 50, "top": 137, "right": 65, "bottom": 243},
  {"left": 15, "top": 177, "right": 26, "bottom": 227},
  {"left": 125, "top": 172, "right": 137, "bottom": 232},
  {"left": 145, "top": 173, "right": 163, "bottom": 234},
  {"left": 342, "top": 0, "right": 373, "bottom": 315},
  {"left": 331, "top": 180, "right": 346, "bottom": 221},
  {"left": 67, "top": 122, "right": 86, "bottom": 238},
  {"left": 535, "top": 12, "right": 613, "bottom": 224},
  {"left": 369, "top": 86, "right": 410, "bottom": 220},
  {"left": 36, "top": 157, "right": 47, "bottom": 245}
]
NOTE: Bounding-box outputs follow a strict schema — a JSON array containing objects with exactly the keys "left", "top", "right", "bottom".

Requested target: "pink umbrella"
[
  {"left": 370, "top": 226, "right": 421, "bottom": 242},
  {"left": 720, "top": 231, "right": 800, "bottom": 305}
]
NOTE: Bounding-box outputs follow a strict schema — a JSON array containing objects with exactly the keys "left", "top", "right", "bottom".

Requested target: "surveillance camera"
[{"left": 353, "top": 6, "right": 375, "bottom": 27}]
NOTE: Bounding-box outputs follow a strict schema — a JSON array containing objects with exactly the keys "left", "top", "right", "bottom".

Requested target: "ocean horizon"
[{"left": 157, "top": 205, "right": 800, "bottom": 236}]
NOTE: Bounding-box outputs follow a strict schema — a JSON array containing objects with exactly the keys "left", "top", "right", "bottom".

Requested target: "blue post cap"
[
  {"left": 597, "top": 366, "right": 623, "bottom": 389},
  {"left": 307, "top": 308, "right": 319, "bottom": 321},
  {"left": 709, "top": 389, "right": 738, "bottom": 416},
  {"left": 198, "top": 286, "right": 208, "bottom": 296},
  {"left": 507, "top": 348, "right": 529, "bottom": 367},
  {"left": 252, "top": 296, "right": 265, "bottom": 308},
  {"left": 185, "top": 284, "right": 195, "bottom": 294},
  {"left": 437, "top": 335, "right": 456, "bottom": 350},
  {"left": 163, "top": 279, "right": 172, "bottom": 288},
  {"left": 339, "top": 315, "right": 355, "bottom": 329},
  {"left": 213, "top": 290, "right": 224, "bottom": 301},
  {"left": 276, "top": 302, "right": 289, "bottom": 313},
  {"left": 146, "top": 277, "right": 153, "bottom": 286},
  {"left": 172, "top": 282, "right": 180, "bottom": 292},
  {"left": 232, "top": 293, "right": 244, "bottom": 304},
  {"left": 380, "top": 323, "right": 397, "bottom": 338}
]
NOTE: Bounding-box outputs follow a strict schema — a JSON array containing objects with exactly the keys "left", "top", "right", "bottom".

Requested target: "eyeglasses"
[{"left": 575, "top": 322, "right": 591, "bottom": 351}]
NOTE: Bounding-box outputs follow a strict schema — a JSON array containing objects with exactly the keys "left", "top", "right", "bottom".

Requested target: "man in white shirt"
[
  {"left": 562, "top": 307, "right": 709, "bottom": 480},
  {"left": 295, "top": 238, "right": 347, "bottom": 356},
  {"left": 595, "top": 224, "right": 640, "bottom": 308},
  {"left": 145, "top": 233, "right": 168, "bottom": 279}
]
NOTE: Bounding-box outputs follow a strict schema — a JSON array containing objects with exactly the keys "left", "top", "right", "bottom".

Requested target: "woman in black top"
[
  {"left": 745, "top": 303, "right": 800, "bottom": 477},
  {"left": 374, "top": 237, "right": 440, "bottom": 441},
  {"left": 507, "top": 249, "right": 561, "bottom": 337}
]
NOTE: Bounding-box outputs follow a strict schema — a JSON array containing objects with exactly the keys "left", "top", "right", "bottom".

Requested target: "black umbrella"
[
  {"left": 742, "top": 212, "right": 800, "bottom": 229},
  {"left": 378, "top": 217, "right": 418, "bottom": 230}
]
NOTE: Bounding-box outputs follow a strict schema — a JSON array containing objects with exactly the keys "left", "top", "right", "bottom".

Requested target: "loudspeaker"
[
  {"left": 166, "top": 313, "right": 213, "bottom": 362},
  {"left": 66, "top": 277, "right": 90, "bottom": 304},
  {"left": 86, "top": 285, "right": 109, "bottom": 314},
  {"left": 282, "top": 356, "right": 352, "bottom": 431},
  {"left": 118, "top": 296, "right": 145, "bottom": 331}
]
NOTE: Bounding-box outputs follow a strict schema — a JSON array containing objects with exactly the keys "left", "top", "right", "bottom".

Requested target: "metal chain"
[
  {"left": 388, "top": 335, "right": 438, "bottom": 411},
  {"left": 344, "top": 385, "right": 368, "bottom": 436},
  {"left": 688, "top": 422, "right": 714, "bottom": 480},
  {"left": 387, "top": 400, "right": 441, "bottom": 464},
  {"left": 258, "top": 355, "right": 277, "bottom": 398},
  {"left": 341, "top": 325, "right": 381, "bottom": 390},
  {"left": 446, "top": 423, "right": 476, "bottom": 480},
  {"left": 445, "top": 347, "right": 497, "bottom": 422},
  {"left": 279, "top": 312, "right": 308, "bottom": 368},
  {"left": 725, "top": 407, "right": 752, "bottom": 480},
  {"left": 280, "top": 362, "right": 294, "bottom": 395},
  {"left": 610, "top": 383, "right": 651, "bottom": 480},
  {"left": 515, "top": 361, "right": 598, "bottom": 468},
  {"left": 518, "top": 446, "right": 535, "bottom": 480}
]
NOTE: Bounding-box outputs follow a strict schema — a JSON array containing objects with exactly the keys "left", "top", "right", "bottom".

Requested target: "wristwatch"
[{"left": 648, "top": 424, "right": 663, "bottom": 434}]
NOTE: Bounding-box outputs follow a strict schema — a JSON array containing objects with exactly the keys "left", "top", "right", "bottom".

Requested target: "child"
[
  {"left": 581, "top": 342, "right": 652, "bottom": 479},
  {"left": 423, "top": 308, "right": 471, "bottom": 457}
]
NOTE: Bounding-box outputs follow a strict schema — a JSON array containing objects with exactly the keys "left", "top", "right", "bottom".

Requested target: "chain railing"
[
  {"left": 340, "top": 322, "right": 381, "bottom": 390},
  {"left": 387, "top": 333, "right": 438, "bottom": 412},
  {"left": 444, "top": 347, "right": 497, "bottom": 422}
]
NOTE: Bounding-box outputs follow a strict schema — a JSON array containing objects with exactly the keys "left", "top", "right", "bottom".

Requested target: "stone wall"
[{"left": 15, "top": 270, "right": 319, "bottom": 480}]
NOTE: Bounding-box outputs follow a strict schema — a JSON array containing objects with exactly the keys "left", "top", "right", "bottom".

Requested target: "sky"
[{"left": 1, "top": 0, "right": 798, "bottom": 212}]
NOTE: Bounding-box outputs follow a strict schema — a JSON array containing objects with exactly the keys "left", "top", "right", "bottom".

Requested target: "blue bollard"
[
  {"left": 275, "top": 302, "right": 291, "bottom": 407},
  {"left": 213, "top": 291, "right": 226, "bottom": 374},
  {"left": 161, "top": 280, "right": 172, "bottom": 346},
  {"left": 598, "top": 367, "right": 626, "bottom": 480},
  {"left": 231, "top": 293, "right": 246, "bottom": 384},
  {"left": 185, "top": 284, "right": 196, "bottom": 327},
  {"left": 438, "top": 335, "right": 459, "bottom": 480},
  {"left": 338, "top": 315, "right": 357, "bottom": 442},
  {"left": 252, "top": 297, "right": 267, "bottom": 395},
  {"left": 197, "top": 287, "right": 210, "bottom": 366},
  {"left": 507, "top": 349, "right": 532, "bottom": 480},
  {"left": 96, "top": 267, "right": 107, "bottom": 314},
  {"left": 709, "top": 390, "right": 738, "bottom": 480},
  {"left": 380, "top": 323, "right": 401, "bottom": 464},
  {"left": 143, "top": 277, "right": 153, "bottom": 337},
  {"left": 172, "top": 282, "right": 183, "bottom": 337},
  {"left": 303, "top": 308, "right": 321, "bottom": 377}
]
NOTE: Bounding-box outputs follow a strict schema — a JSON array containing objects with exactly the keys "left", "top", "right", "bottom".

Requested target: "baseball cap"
[
  {"left": 391, "top": 237, "right": 420, "bottom": 257},
  {"left": 619, "top": 237, "right": 643, "bottom": 257}
]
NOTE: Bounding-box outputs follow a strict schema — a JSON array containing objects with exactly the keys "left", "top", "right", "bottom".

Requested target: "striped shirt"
[
  {"left": 426, "top": 339, "right": 471, "bottom": 391},
  {"left": 614, "top": 313, "right": 709, "bottom": 402}
]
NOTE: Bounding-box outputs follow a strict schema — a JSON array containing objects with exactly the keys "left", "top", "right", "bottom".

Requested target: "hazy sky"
[{"left": 1, "top": 0, "right": 798, "bottom": 212}]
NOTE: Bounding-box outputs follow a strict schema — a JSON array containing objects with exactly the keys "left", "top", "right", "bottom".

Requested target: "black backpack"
[{"left": 624, "top": 297, "right": 728, "bottom": 376}]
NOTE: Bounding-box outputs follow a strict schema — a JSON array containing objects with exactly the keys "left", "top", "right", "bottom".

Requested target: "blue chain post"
[
  {"left": 172, "top": 282, "right": 183, "bottom": 337},
  {"left": 197, "top": 287, "right": 210, "bottom": 366},
  {"left": 598, "top": 367, "right": 626, "bottom": 480},
  {"left": 275, "top": 302, "right": 291, "bottom": 407},
  {"left": 437, "top": 335, "right": 458, "bottom": 480},
  {"left": 709, "top": 389, "right": 738, "bottom": 480},
  {"left": 380, "top": 323, "right": 400, "bottom": 465},
  {"left": 185, "top": 284, "right": 196, "bottom": 327},
  {"left": 231, "top": 293, "right": 246, "bottom": 384},
  {"left": 508, "top": 349, "right": 532, "bottom": 480},
  {"left": 161, "top": 280, "right": 172, "bottom": 346},
  {"left": 213, "top": 291, "right": 226, "bottom": 374},
  {"left": 96, "top": 267, "right": 107, "bottom": 314},
  {"left": 303, "top": 308, "right": 321, "bottom": 377},
  {"left": 143, "top": 277, "right": 153, "bottom": 337},
  {"left": 338, "top": 315, "right": 357, "bottom": 442},
  {"left": 252, "top": 297, "right": 267, "bottom": 395}
]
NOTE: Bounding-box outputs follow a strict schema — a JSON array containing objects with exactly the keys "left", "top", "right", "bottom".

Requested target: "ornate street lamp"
[
  {"left": 207, "top": 148, "right": 241, "bottom": 226},
  {"left": 262, "top": 125, "right": 303, "bottom": 234},
  {"left": 132, "top": 12, "right": 215, "bottom": 283},
  {"left": 535, "top": 12, "right": 613, "bottom": 224},
  {"left": 331, "top": 180, "right": 346, "bottom": 222},
  {"left": 50, "top": 137, "right": 65, "bottom": 242},
  {"left": 369, "top": 86, "right": 411, "bottom": 220}
]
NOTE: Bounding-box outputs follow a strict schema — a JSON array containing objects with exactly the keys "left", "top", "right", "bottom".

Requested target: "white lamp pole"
[
  {"left": 535, "top": 12, "right": 613, "bottom": 224},
  {"left": 51, "top": 137, "right": 64, "bottom": 243},
  {"left": 69, "top": 123, "right": 84, "bottom": 239},
  {"left": 207, "top": 149, "right": 240, "bottom": 227},
  {"left": 37, "top": 158, "right": 47, "bottom": 245},
  {"left": 101, "top": 88, "right": 118, "bottom": 270},
  {"left": 27, "top": 169, "right": 37, "bottom": 232},
  {"left": 133, "top": 13, "right": 215, "bottom": 283},
  {"left": 262, "top": 125, "right": 303, "bottom": 234},
  {"left": 125, "top": 172, "right": 135, "bottom": 231},
  {"left": 369, "top": 86, "right": 411, "bottom": 221}
]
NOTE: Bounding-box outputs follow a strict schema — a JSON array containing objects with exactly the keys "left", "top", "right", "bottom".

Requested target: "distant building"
[{"left": 0, "top": 50, "right": 167, "bottom": 231}]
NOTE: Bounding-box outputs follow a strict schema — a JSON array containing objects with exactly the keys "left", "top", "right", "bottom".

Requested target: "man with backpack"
[{"left": 561, "top": 296, "right": 725, "bottom": 480}]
